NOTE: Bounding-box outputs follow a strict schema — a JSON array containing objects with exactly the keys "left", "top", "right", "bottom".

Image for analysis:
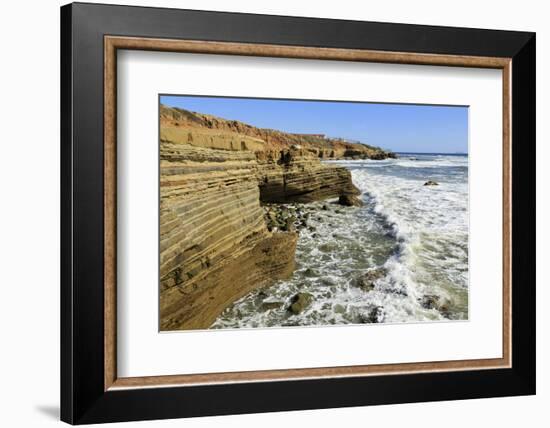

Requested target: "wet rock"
[
  {"left": 281, "top": 216, "right": 296, "bottom": 232},
  {"left": 287, "top": 292, "right": 313, "bottom": 314},
  {"left": 261, "top": 300, "right": 284, "bottom": 311},
  {"left": 420, "top": 294, "right": 451, "bottom": 316},
  {"left": 303, "top": 267, "right": 318, "bottom": 277},
  {"left": 320, "top": 277, "right": 336, "bottom": 286},
  {"left": 424, "top": 180, "right": 439, "bottom": 186},
  {"left": 366, "top": 306, "right": 383, "bottom": 323},
  {"left": 355, "top": 306, "right": 383, "bottom": 323},
  {"left": 354, "top": 268, "right": 387, "bottom": 292},
  {"left": 319, "top": 242, "right": 337, "bottom": 253},
  {"left": 333, "top": 304, "right": 346, "bottom": 314},
  {"left": 338, "top": 194, "right": 363, "bottom": 207},
  {"left": 322, "top": 204, "right": 329, "bottom": 210},
  {"left": 390, "top": 287, "right": 408, "bottom": 297},
  {"left": 420, "top": 295, "right": 438, "bottom": 309}
]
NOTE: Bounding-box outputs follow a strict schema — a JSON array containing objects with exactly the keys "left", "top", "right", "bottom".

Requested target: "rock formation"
[
  {"left": 160, "top": 104, "right": 395, "bottom": 159},
  {"left": 338, "top": 194, "right": 364, "bottom": 207},
  {"left": 159, "top": 104, "right": 394, "bottom": 330}
]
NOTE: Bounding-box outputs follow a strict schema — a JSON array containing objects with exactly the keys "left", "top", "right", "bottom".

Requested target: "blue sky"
[{"left": 161, "top": 95, "right": 468, "bottom": 154}]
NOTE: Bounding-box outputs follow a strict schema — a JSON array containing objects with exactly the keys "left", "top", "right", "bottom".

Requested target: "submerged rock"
[
  {"left": 423, "top": 180, "right": 439, "bottom": 186},
  {"left": 356, "top": 306, "right": 383, "bottom": 323},
  {"left": 420, "top": 294, "right": 451, "bottom": 317},
  {"left": 338, "top": 194, "right": 363, "bottom": 207},
  {"left": 333, "top": 303, "right": 346, "bottom": 314},
  {"left": 367, "top": 306, "right": 383, "bottom": 323},
  {"left": 303, "top": 267, "right": 318, "bottom": 277},
  {"left": 287, "top": 292, "right": 313, "bottom": 315},
  {"left": 354, "top": 267, "right": 387, "bottom": 292},
  {"left": 420, "top": 294, "right": 438, "bottom": 309},
  {"left": 261, "top": 300, "right": 284, "bottom": 311}
]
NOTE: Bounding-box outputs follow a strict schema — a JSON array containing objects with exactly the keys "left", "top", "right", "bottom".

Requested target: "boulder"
[
  {"left": 423, "top": 180, "right": 439, "bottom": 186},
  {"left": 354, "top": 268, "right": 387, "bottom": 292},
  {"left": 333, "top": 303, "right": 346, "bottom": 314},
  {"left": 338, "top": 194, "right": 364, "bottom": 207},
  {"left": 420, "top": 294, "right": 451, "bottom": 317},
  {"left": 287, "top": 292, "right": 313, "bottom": 314}
]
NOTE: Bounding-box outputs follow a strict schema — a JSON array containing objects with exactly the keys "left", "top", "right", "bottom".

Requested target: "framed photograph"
[{"left": 60, "top": 2, "right": 536, "bottom": 424}]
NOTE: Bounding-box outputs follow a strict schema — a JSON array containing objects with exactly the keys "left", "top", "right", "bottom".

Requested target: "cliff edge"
[{"left": 159, "top": 104, "right": 394, "bottom": 330}]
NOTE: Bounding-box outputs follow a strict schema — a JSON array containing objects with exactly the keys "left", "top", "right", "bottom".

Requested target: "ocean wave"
[{"left": 350, "top": 159, "right": 469, "bottom": 319}]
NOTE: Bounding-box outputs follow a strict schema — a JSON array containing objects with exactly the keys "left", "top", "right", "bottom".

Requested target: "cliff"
[
  {"left": 159, "top": 104, "right": 394, "bottom": 330},
  {"left": 160, "top": 104, "right": 395, "bottom": 159},
  {"left": 160, "top": 143, "right": 299, "bottom": 330}
]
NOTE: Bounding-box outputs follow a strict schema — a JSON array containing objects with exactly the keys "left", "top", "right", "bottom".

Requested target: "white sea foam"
[
  {"left": 346, "top": 155, "right": 469, "bottom": 320},
  {"left": 212, "top": 154, "right": 469, "bottom": 329}
]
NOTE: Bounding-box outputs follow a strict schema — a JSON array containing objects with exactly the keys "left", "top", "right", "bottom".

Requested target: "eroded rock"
[
  {"left": 338, "top": 194, "right": 364, "bottom": 207},
  {"left": 288, "top": 292, "right": 313, "bottom": 315},
  {"left": 354, "top": 268, "right": 387, "bottom": 292},
  {"left": 420, "top": 294, "right": 451, "bottom": 317}
]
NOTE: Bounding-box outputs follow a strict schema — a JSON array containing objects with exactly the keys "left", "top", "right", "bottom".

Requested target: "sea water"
[{"left": 211, "top": 153, "right": 469, "bottom": 329}]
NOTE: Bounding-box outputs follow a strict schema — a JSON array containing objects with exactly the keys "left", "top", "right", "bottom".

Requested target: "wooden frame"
[
  {"left": 104, "top": 36, "right": 513, "bottom": 390},
  {"left": 62, "top": 2, "right": 535, "bottom": 424}
]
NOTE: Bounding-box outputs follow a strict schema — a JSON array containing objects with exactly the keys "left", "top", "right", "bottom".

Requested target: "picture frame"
[{"left": 60, "top": 2, "right": 535, "bottom": 424}]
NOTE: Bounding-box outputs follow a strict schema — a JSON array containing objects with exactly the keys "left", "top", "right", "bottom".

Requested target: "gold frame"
[{"left": 104, "top": 36, "right": 512, "bottom": 391}]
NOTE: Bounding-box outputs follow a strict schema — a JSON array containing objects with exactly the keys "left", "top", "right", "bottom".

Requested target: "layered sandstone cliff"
[
  {"left": 160, "top": 104, "right": 395, "bottom": 159},
  {"left": 159, "top": 105, "right": 394, "bottom": 330}
]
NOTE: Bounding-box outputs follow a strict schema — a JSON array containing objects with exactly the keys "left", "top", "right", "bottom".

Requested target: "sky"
[{"left": 160, "top": 95, "right": 468, "bottom": 154}]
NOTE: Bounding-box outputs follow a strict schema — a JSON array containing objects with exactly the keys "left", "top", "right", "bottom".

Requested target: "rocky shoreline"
[
  {"left": 260, "top": 200, "right": 384, "bottom": 319},
  {"left": 211, "top": 198, "right": 393, "bottom": 328},
  {"left": 159, "top": 105, "right": 396, "bottom": 330}
]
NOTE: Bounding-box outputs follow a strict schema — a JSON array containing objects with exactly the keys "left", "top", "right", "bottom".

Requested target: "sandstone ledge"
[{"left": 161, "top": 232, "right": 297, "bottom": 330}]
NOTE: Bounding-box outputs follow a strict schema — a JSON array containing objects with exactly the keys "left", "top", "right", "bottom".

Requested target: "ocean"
[{"left": 211, "top": 153, "right": 469, "bottom": 329}]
